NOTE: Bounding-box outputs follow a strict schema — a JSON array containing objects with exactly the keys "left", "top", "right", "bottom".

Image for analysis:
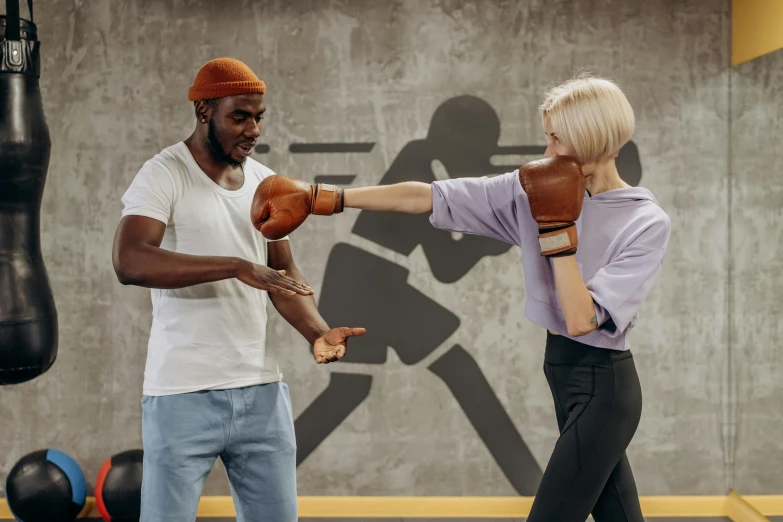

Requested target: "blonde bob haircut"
[{"left": 540, "top": 74, "right": 635, "bottom": 164}]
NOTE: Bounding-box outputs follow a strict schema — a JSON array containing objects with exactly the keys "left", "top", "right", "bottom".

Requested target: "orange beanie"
[{"left": 187, "top": 58, "right": 266, "bottom": 101}]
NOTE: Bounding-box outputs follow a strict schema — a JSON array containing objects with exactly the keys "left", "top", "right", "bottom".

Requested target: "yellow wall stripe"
[
  {"left": 0, "top": 494, "right": 781, "bottom": 519},
  {"left": 732, "top": 0, "right": 783, "bottom": 65}
]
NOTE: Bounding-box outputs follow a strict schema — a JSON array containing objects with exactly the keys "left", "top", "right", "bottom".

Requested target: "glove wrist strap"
[
  {"left": 312, "top": 183, "right": 344, "bottom": 215},
  {"left": 537, "top": 223, "right": 578, "bottom": 256}
]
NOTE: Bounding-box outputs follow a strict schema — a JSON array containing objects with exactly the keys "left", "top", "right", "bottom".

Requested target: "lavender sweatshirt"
[{"left": 430, "top": 170, "right": 671, "bottom": 351}]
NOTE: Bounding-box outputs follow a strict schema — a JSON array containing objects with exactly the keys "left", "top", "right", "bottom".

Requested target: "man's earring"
[{"left": 201, "top": 118, "right": 206, "bottom": 123}]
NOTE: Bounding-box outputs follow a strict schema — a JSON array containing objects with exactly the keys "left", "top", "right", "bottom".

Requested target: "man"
[{"left": 112, "top": 57, "right": 365, "bottom": 522}]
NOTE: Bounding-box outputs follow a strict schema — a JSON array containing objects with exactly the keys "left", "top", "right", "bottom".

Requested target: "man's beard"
[{"left": 207, "top": 117, "right": 243, "bottom": 167}]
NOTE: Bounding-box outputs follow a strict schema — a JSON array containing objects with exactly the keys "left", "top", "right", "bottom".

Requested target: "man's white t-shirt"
[{"left": 121, "top": 142, "right": 287, "bottom": 396}]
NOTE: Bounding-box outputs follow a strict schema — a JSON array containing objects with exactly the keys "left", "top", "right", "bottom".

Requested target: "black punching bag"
[{"left": 0, "top": 0, "right": 57, "bottom": 385}]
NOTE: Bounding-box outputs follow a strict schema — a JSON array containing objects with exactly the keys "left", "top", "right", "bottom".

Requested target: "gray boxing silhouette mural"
[{"left": 256, "top": 96, "right": 642, "bottom": 495}]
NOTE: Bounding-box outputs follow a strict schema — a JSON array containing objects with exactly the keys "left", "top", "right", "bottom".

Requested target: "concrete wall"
[
  {"left": 731, "top": 48, "right": 783, "bottom": 494},
  {"left": 0, "top": 0, "right": 773, "bottom": 500}
]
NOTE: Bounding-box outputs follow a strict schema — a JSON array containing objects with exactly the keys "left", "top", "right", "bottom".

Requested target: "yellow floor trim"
[
  {"left": 744, "top": 495, "right": 783, "bottom": 517},
  {"left": 298, "top": 497, "right": 537, "bottom": 518},
  {"left": 638, "top": 496, "right": 727, "bottom": 517},
  {"left": 725, "top": 491, "right": 771, "bottom": 522},
  {"left": 0, "top": 494, "right": 782, "bottom": 518}
]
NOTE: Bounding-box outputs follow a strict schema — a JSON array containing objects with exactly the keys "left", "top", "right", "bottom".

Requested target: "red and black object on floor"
[{"left": 95, "top": 449, "right": 143, "bottom": 522}]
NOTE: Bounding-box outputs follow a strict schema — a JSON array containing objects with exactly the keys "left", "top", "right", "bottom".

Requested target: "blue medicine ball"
[{"left": 5, "top": 449, "right": 87, "bottom": 522}]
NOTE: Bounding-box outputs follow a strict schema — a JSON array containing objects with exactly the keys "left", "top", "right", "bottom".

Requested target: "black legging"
[{"left": 527, "top": 332, "right": 644, "bottom": 522}]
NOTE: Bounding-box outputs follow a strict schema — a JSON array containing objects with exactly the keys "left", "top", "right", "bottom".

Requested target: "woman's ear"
[{"left": 580, "top": 161, "right": 597, "bottom": 176}]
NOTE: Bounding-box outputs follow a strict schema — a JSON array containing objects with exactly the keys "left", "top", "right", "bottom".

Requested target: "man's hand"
[
  {"left": 236, "top": 258, "right": 314, "bottom": 295},
  {"left": 312, "top": 327, "right": 367, "bottom": 364}
]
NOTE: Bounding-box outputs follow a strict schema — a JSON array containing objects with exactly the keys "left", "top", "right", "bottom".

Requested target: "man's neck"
[{"left": 184, "top": 134, "right": 244, "bottom": 190}]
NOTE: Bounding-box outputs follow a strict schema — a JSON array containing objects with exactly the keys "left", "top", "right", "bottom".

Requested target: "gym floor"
[
  {"left": 64, "top": 517, "right": 783, "bottom": 522},
  {"left": 64, "top": 518, "right": 754, "bottom": 521}
]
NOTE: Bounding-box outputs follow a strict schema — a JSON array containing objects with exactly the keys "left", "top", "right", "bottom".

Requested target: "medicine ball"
[
  {"left": 95, "top": 449, "right": 143, "bottom": 522},
  {"left": 5, "top": 449, "right": 86, "bottom": 522}
]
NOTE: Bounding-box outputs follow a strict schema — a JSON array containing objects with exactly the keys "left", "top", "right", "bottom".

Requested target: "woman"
[{"left": 256, "top": 75, "right": 671, "bottom": 521}]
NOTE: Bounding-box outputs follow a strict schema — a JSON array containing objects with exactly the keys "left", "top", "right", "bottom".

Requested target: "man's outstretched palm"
[{"left": 313, "top": 327, "right": 366, "bottom": 364}]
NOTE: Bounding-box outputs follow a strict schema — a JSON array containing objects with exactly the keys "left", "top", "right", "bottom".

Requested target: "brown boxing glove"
[
  {"left": 518, "top": 156, "right": 586, "bottom": 257},
  {"left": 251, "top": 175, "right": 343, "bottom": 240}
]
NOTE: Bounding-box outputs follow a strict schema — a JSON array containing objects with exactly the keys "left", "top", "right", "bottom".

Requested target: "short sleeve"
[
  {"left": 121, "top": 160, "right": 175, "bottom": 224},
  {"left": 587, "top": 217, "right": 671, "bottom": 337},
  {"left": 429, "top": 171, "right": 522, "bottom": 245}
]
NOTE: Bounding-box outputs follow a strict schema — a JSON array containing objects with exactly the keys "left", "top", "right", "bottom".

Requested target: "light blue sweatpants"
[{"left": 140, "top": 382, "right": 297, "bottom": 522}]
